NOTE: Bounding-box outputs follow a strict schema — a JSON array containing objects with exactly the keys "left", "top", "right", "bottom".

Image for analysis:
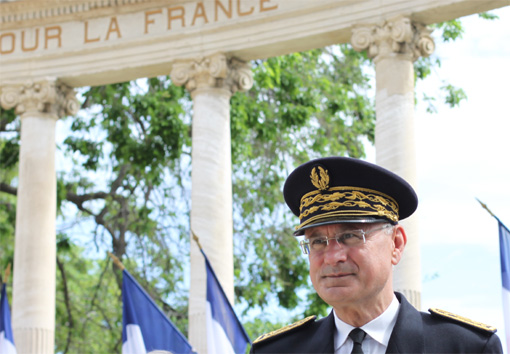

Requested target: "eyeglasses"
[{"left": 299, "top": 224, "right": 393, "bottom": 255}]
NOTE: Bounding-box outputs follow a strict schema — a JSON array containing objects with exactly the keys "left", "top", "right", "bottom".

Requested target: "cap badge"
[{"left": 310, "top": 166, "right": 329, "bottom": 192}]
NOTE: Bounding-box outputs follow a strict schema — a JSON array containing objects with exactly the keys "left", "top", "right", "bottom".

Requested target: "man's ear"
[{"left": 391, "top": 224, "right": 407, "bottom": 265}]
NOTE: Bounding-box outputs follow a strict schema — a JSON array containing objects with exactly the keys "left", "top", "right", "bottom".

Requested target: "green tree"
[{"left": 0, "top": 107, "right": 18, "bottom": 276}]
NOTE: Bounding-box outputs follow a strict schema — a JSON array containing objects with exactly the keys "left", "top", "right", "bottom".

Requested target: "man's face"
[{"left": 305, "top": 223, "right": 402, "bottom": 309}]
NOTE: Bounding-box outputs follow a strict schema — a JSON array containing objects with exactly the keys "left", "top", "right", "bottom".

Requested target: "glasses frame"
[{"left": 299, "top": 223, "right": 393, "bottom": 255}]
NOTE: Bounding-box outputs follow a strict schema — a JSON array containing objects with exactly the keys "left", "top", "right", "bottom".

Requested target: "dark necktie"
[{"left": 348, "top": 328, "right": 367, "bottom": 354}]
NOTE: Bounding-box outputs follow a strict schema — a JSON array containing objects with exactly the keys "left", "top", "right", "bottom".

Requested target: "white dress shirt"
[{"left": 333, "top": 295, "right": 400, "bottom": 354}]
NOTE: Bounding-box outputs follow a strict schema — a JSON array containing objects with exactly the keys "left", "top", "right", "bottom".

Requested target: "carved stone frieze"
[
  {"left": 0, "top": 79, "right": 80, "bottom": 118},
  {"left": 351, "top": 16, "right": 435, "bottom": 62},
  {"left": 170, "top": 53, "right": 253, "bottom": 95}
]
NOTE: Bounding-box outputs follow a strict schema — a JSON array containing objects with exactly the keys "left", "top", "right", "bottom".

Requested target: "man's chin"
[{"left": 317, "top": 286, "right": 357, "bottom": 305}]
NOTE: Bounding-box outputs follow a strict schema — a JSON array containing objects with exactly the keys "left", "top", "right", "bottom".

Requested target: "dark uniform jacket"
[{"left": 250, "top": 292, "right": 503, "bottom": 353}]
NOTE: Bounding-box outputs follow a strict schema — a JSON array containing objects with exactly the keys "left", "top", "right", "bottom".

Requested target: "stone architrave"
[
  {"left": 351, "top": 17, "right": 435, "bottom": 309},
  {"left": 0, "top": 79, "right": 79, "bottom": 354},
  {"left": 170, "top": 53, "right": 253, "bottom": 354}
]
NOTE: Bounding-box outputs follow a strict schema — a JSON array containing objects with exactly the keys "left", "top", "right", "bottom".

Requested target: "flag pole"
[
  {"left": 477, "top": 199, "right": 510, "bottom": 354},
  {"left": 191, "top": 229, "right": 203, "bottom": 251},
  {"left": 476, "top": 198, "right": 497, "bottom": 219},
  {"left": 2, "top": 263, "right": 11, "bottom": 285},
  {"left": 107, "top": 252, "right": 125, "bottom": 271}
]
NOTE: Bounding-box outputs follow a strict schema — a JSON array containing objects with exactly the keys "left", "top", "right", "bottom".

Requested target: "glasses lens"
[
  {"left": 337, "top": 231, "right": 364, "bottom": 246},
  {"left": 310, "top": 237, "right": 329, "bottom": 252}
]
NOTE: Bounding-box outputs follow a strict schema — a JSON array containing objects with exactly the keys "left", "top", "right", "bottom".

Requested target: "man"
[{"left": 250, "top": 157, "right": 503, "bottom": 353}]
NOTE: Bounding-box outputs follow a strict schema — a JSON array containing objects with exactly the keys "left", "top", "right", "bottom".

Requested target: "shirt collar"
[{"left": 333, "top": 294, "right": 400, "bottom": 350}]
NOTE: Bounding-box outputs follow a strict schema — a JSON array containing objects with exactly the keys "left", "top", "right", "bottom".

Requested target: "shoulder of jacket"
[
  {"left": 252, "top": 315, "right": 316, "bottom": 345},
  {"left": 428, "top": 308, "right": 497, "bottom": 334}
]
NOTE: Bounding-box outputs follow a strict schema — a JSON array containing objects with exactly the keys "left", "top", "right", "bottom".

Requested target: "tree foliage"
[{"left": 0, "top": 15, "right": 493, "bottom": 351}]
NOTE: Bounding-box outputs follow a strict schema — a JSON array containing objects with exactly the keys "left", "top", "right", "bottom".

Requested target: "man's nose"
[{"left": 323, "top": 239, "right": 348, "bottom": 264}]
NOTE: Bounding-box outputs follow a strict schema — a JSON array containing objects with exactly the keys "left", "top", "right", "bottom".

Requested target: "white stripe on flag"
[
  {"left": 206, "top": 301, "right": 236, "bottom": 354},
  {"left": 122, "top": 324, "right": 147, "bottom": 354},
  {"left": 0, "top": 331, "right": 17, "bottom": 354},
  {"left": 502, "top": 287, "right": 510, "bottom": 353}
]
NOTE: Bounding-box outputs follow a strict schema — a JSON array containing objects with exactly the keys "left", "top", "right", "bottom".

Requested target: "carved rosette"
[
  {"left": 170, "top": 53, "right": 253, "bottom": 94},
  {"left": 0, "top": 79, "right": 80, "bottom": 118},
  {"left": 351, "top": 17, "right": 435, "bottom": 62}
]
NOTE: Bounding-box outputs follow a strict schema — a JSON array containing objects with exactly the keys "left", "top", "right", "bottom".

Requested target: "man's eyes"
[
  {"left": 341, "top": 233, "right": 359, "bottom": 240},
  {"left": 308, "top": 233, "right": 361, "bottom": 244},
  {"left": 310, "top": 238, "right": 328, "bottom": 245}
]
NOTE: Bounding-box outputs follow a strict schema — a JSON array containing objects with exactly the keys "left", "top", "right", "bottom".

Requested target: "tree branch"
[
  {"left": 66, "top": 191, "right": 108, "bottom": 205},
  {"left": 57, "top": 257, "right": 73, "bottom": 354},
  {"left": 110, "top": 164, "right": 130, "bottom": 194},
  {"left": 0, "top": 182, "right": 17, "bottom": 196},
  {"left": 80, "top": 256, "right": 111, "bottom": 339}
]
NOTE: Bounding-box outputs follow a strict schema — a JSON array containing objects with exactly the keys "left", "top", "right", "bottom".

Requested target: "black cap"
[{"left": 283, "top": 157, "right": 418, "bottom": 235}]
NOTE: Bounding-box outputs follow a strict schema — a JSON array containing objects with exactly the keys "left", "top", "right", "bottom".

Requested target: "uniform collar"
[
  {"left": 333, "top": 294, "right": 400, "bottom": 350},
  {"left": 386, "top": 292, "right": 425, "bottom": 353}
]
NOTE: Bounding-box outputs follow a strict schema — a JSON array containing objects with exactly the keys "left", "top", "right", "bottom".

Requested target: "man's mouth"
[{"left": 322, "top": 273, "right": 354, "bottom": 278}]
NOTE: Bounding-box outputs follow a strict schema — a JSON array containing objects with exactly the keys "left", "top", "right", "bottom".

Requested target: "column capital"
[
  {"left": 170, "top": 53, "right": 253, "bottom": 95},
  {"left": 351, "top": 16, "right": 435, "bottom": 63},
  {"left": 0, "top": 79, "right": 80, "bottom": 119}
]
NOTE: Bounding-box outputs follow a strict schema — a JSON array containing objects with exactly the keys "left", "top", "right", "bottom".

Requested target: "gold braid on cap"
[{"left": 296, "top": 166, "right": 399, "bottom": 230}]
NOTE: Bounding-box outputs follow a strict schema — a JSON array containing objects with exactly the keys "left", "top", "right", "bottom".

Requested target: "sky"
[{"left": 364, "top": 6, "right": 510, "bottom": 351}]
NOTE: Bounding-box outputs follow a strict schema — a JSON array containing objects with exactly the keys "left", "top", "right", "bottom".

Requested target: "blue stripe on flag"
[
  {"left": 0, "top": 283, "right": 16, "bottom": 353},
  {"left": 499, "top": 221, "right": 510, "bottom": 291},
  {"left": 201, "top": 249, "right": 250, "bottom": 354},
  {"left": 122, "top": 270, "right": 194, "bottom": 354}
]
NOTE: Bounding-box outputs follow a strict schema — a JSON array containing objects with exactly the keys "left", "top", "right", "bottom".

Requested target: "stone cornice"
[
  {"left": 2, "top": 0, "right": 508, "bottom": 29},
  {"left": 0, "top": 0, "right": 168, "bottom": 29},
  {"left": 170, "top": 53, "right": 253, "bottom": 94},
  {"left": 351, "top": 17, "right": 435, "bottom": 62},
  {"left": 0, "top": 79, "right": 80, "bottom": 118}
]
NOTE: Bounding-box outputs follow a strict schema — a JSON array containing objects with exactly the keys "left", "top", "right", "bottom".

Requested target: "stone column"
[
  {"left": 0, "top": 79, "right": 79, "bottom": 354},
  {"left": 351, "top": 17, "right": 435, "bottom": 309},
  {"left": 171, "top": 54, "right": 253, "bottom": 354}
]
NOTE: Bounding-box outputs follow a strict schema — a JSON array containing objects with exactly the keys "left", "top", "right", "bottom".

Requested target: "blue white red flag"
[
  {"left": 122, "top": 269, "right": 194, "bottom": 354},
  {"left": 498, "top": 221, "right": 510, "bottom": 353},
  {"left": 200, "top": 249, "right": 250, "bottom": 354},
  {"left": 0, "top": 283, "right": 16, "bottom": 354}
]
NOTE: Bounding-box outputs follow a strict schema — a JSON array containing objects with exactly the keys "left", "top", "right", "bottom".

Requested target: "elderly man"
[{"left": 250, "top": 157, "right": 502, "bottom": 353}]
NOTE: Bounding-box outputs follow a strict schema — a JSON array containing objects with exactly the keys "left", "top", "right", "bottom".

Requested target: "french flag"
[
  {"left": 0, "top": 283, "right": 16, "bottom": 354},
  {"left": 201, "top": 249, "right": 250, "bottom": 354},
  {"left": 499, "top": 221, "right": 510, "bottom": 353},
  {"left": 122, "top": 269, "right": 194, "bottom": 354}
]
